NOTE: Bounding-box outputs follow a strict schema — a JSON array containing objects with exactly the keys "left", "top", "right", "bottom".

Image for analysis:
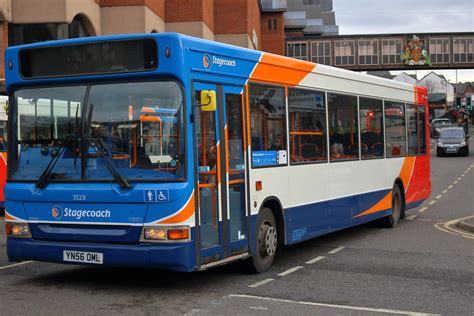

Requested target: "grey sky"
[{"left": 333, "top": 0, "right": 473, "bottom": 35}]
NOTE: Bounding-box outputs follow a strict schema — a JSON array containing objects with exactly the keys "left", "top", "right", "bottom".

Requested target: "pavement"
[{"left": 457, "top": 216, "right": 474, "bottom": 233}]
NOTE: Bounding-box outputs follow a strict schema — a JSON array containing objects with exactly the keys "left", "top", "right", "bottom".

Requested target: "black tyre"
[
  {"left": 247, "top": 208, "right": 278, "bottom": 273},
  {"left": 380, "top": 184, "right": 403, "bottom": 228}
]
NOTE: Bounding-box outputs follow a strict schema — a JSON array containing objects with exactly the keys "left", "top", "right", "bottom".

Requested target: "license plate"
[
  {"left": 63, "top": 250, "right": 103, "bottom": 264},
  {"left": 446, "top": 148, "right": 457, "bottom": 153}
]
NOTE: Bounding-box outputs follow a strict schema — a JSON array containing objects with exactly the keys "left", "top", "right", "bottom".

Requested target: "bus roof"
[{"left": 5, "top": 32, "right": 423, "bottom": 103}]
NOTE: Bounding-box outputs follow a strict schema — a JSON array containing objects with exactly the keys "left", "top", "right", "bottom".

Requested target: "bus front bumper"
[{"left": 7, "top": 237, "right": 195, "bottom": 272}]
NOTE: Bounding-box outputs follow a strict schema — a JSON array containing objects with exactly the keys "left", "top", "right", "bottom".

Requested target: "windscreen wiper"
[
  {"left": 86, "top": 134, "right": 131, "bottom": 189},
  {"left": 35, "top": 136, "right": 73, "bottom": 188}
]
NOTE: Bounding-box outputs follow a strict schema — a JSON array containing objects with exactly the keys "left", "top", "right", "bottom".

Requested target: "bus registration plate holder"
[{"left": 63, "top": 250, "right": 103, "bottom": 264}]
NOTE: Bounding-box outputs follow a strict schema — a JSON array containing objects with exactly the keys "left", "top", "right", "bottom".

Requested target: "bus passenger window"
[
  {"left": 359, "top": 97, "right": 384, "bottom": 159},
  {"left": 328, "top": 93, "right": 358, "bottom": 161},
  {"left": 406, "top": 104, "right": 419, "bottom": 155},
  {"left": 418, "top": 106, "right": 427, "bottom": 154},
  {"left": 385, "top": 101, "right": 406, "bottom": 158},
  {"left": 289, "top": 88, "right": 327, "bottom": 164},
  {"left": 249, "top": 84, "right": 287, "bottom": 167}
]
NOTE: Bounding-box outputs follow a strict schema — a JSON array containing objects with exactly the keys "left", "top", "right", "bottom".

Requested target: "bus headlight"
[
  {"left": 142, "top": 226, "right": 190, "bottom": 242},
  {"left": 6, "top": 223, "right": 31, "bottom": 238},
  {"left": 144, "top": 228, "right": 167, "bottom": 240}
]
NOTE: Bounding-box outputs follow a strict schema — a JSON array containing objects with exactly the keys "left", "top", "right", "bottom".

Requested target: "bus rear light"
[
  {"left": 256, "top": 181, "right": 262, "bottom": 191},
  {"left": 6, "top": 223, "right": 31, "bottom": 238},
  {"left": 167, "top": 228, "right": 190, "bottom": 240}
]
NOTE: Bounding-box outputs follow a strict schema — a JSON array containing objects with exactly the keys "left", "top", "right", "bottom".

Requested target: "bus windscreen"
[{"left": 19, "top": 38, "right": 157, "bottom": 79}]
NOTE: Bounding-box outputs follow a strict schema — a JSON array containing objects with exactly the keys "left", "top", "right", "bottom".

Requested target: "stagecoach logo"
[
  {"left": 203, "top": 53, "right": 211, "bottom": 69},
  {"left": 203, "top": 53, "right": 237, "bottom": 70},
  {"left": 52, "top": 205, "right": 63, "bottom": 219}
]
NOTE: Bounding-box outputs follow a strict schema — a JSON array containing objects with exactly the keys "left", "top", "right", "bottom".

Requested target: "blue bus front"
[{"left": 4, "top": 34, "right": 197, "bottom": 272}]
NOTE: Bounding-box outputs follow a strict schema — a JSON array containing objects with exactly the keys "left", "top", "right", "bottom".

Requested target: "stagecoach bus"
[{"left": 4, "top": 33, "right": 430, "bottom": 272}]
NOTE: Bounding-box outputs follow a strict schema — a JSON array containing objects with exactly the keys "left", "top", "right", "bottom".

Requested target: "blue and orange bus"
[{"left": 4, "top": 33, "right": 430, "bottom": 272}]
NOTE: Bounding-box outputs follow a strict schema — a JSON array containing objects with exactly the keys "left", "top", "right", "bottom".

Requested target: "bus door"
[{"left": 193, "top": 82, "right": 248, "bottom": 266}]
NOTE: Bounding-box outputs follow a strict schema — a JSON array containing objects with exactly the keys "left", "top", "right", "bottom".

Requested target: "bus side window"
[
  {"left": 249, "top": 83, "right": 286, "bottom": 167},
  {"left": 359, "top": 97, "right": 384, "bottom": 159},
  {"left": 328, "top": 93, "right": 359, "bottom": 161},
  {"left": 289, "top": 88, "right": 327, "bottom": 164},
  {"left": 418, "top": 106, "right": 427, "bottom": 154},
  {"left": 385, "top": 101, "right": 407, "bottom": 158}
]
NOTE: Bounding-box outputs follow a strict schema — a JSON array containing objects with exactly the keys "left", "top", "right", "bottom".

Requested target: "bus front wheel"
[{"left": 247, "top": 208, "right": 278, "bottom": 273}]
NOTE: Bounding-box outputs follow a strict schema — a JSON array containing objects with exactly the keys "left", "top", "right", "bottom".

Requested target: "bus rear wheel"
[
  {"left": 380, "top": 184, "right": 403, "bottom": 228},
  {"left": 247, "top": 208, "right": 277, "bottom": 273}
]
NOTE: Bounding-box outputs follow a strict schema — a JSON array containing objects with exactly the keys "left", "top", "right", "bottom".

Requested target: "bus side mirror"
[{"left": 200, "top": 90, "right": 216, "bottom": 112}]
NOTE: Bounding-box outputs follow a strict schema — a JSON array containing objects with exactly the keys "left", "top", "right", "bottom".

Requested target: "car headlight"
[
  {"left": 437, "top": 142, "right": 443, "bottom": 147},
  {"left": 460, "top": 141, "right": 466, "bottom": 147}
]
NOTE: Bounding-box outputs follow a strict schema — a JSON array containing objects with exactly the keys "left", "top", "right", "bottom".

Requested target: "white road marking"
[
  {"left": 435, "top": 195, "right": 442, "bottom": 199},
  {"left": 406, "top": 214, "right": 417, "bottom": 221},
  {"left": 249, "top": 306, "right": 268, "bottom": 311},
  {"left": 418, "top": 207, "right": 428, "bottom": 213},
  {"left": 428, "top": 201, "right": 436, "bottom": 205},
  {"left": 442, "top": 189, "right": 448, "bottom": 194},
  {"left": 457, "top": 177, "right": 462, "bottom": 180},
  {"left": 306, "top": 256, "right": 325, "bottom": 264},
  {"left": 248, "top": 278, "right": 274, "bottom": 288},
  {"left": 278, "top": 266, "right": 304, "bottom": 276},
  {"left": 453, "top": 181, "right": 458, "bottom": 184},
  {"left": 0, "top": 261, "right": 34, "bottom": 270},
  {"left": 328, "top": 246, "right": 345, "bottom": 254},
  {"left": 229, "top": 294, "right": 438, "bottom": 316},
  {"left": 448, "top": 185, "right": 454, "bottom": 189}
]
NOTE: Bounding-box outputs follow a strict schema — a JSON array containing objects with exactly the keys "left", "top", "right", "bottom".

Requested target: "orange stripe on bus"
[
  {"left": 250, "top": 53, "right": 316, "bottom": 86},
  {"left": 399, "top": 156, "right": 416, "bottom": 189},
  {"left": 353, "top": 156, "right": 416, "bottom": 218},
  {"left": 158, "top": 193, "right": 195, "bottom": 224},
  {"left": 353, "top": 192, "right": 392, "bottom": 218},
  {"left": 5, "top": 211, "right": 16, "bottom": 221}
]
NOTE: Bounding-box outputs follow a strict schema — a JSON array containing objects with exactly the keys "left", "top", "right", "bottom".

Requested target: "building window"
[
  {"left": 359, "top": 97, "right": 384, "bottom": 159},
  {"left": 381, "top": 39, "right": 402, "bottom": 64},
  {"left": 453, "top": 37, "right": 474, "bottom": 63},
  {"left": 429, "top": 38, "right": 450, "bottom": 63},
  {"left": 310, "top": 41, "right": 331, "bottom": 65},
  {"left": 385, "top": 101, "right": 406, "bottom": 158},
  {"left": 358, "top": 40, "right": 379, "bottom": 65},
  {"left": 328, "top": 93, "right": 359, "bottom": 161},
  {"left": 249, "top": 84, "right": 287, "bottom": 167},
  {"left": 334, "top": 40, "right": 355, "bottom": 66},
  {"left": 287, "top": 42, "right": 308, "bottom": 60},
  {"left": 289, "top": 89, "right": 327, "bottom": 164}
]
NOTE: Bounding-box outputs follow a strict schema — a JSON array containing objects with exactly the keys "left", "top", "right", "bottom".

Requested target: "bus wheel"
[
  {"left": 380, "top": 184, "right": 402, "bottom": 228},
  {"left": 248, "top": 208, "right": 277, "bottom": 273}
]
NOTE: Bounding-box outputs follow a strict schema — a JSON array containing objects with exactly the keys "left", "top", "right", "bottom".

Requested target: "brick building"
[{"left": 0, "top": 0, "right": 288, "bottom": 92}]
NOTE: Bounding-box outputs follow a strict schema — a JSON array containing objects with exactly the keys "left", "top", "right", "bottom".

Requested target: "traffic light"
[
  {"left": 455, "top": 96, "right": 462, "bottom": 109},
  {"left": 467, "top": 96, "right": 472, "bottom": 110}
]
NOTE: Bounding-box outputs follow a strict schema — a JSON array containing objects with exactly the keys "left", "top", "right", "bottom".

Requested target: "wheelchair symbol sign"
[
  {"left": 143, "top": 189, "right": 169, "bottom": 203},
  {"left": 156, "top": 190, "right": 169, "bottom": 202}
]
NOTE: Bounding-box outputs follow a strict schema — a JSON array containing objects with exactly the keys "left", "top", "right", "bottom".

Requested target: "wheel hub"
[{"left": 262, "top": 226, "right": 277, "bottom": 256}]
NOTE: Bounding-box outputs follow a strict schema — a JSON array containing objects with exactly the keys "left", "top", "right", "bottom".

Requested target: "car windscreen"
[{"left": 440, "top": 130, "right": 465, "bottom": 139}]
